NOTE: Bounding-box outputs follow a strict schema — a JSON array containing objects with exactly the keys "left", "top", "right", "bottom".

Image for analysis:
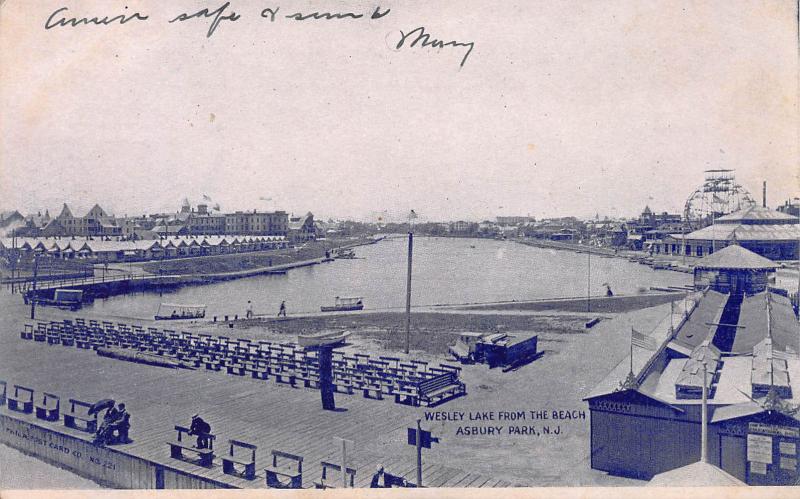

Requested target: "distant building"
[
  {"left": 662, "top": 205, "right": 800, "bottom": 260},
  {"left": 0, "top": 210, "right": 24, "bottom": 231},
  {"left": 586, "top": 245, "right": 800, "bottom": 485},
  {"left": 448, "top": 220, "right": 479, "bottom": 235},
  {"left": 288, "top": 213, "right": 315, "bottom": 242},
  {"left": 223, "top": 210, "right": 288, "bottom": 236},
  {"left": 777, "top": 198, "right": 800, "bottom": 218},
  {"left": 496, "top": 216, "right": 534, "bottom": 226}
]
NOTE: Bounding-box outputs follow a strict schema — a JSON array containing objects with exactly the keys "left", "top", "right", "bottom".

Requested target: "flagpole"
[{"left": 701, "top": 362, "right": 708, "bottom": 463}]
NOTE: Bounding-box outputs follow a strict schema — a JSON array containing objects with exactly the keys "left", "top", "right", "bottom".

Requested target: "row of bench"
[
  {"left": 0, "top": 381, "right": 99, "bottom": 432},
  {"left": 22, "top": 319, "right": 467, "bottom": 407},
  {"left": 0, "top": 380, "right": 356, "bottom": 489}
]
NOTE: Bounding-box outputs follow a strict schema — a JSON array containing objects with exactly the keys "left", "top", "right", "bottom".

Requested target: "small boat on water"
[
  {"left": 155, "top": 303, "right": 206, "bottom": 321},
  {"left": 320, "top": 296, "right": 364, "bottom": 312},
  {"left": 297, "top": 329, "right": 352, "bottom": 348},
  {"left": 335, "top": 248, "right": 357, "bottom": 259},
  {"left": 25, "top": 288, "right": 84, "bottom": 311}
]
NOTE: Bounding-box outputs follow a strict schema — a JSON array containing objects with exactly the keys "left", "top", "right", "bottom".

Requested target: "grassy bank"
[{"left": 140, "top": 240, "right": 349, "bottom": 275}]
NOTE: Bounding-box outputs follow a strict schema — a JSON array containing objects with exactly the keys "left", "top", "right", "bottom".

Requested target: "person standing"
[
  {"left": 246, "top": 300, "right": 253, "bottom": 319},
  {"left": 278, "top": 300, "right": 287, "bottom": 317}
]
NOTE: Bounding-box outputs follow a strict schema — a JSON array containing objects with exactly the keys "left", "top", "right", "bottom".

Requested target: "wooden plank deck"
[{"left": 0, "top": 339, "right": 507, "bottom": 489}]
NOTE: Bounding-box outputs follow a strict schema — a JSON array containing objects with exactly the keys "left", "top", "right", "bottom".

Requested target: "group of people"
[
  {"left": 93, "top": 403, "right": 130, "bottom": 446},
  {"left": 243, "top": 300, "right": 287, "bottom": 319}
]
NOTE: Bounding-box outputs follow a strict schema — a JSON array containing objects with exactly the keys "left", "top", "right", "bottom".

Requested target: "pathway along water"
[{"left": 78, "top": 237, "right": 692, "bottom": 321}]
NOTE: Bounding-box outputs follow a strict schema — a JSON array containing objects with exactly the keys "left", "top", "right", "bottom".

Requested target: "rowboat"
[
  {"left": 155, "top": 303, "right": 206, "bottom": 320},
  {"left": 320, "top": 296, "right": 364, "bottom": 312},
  {"left": 297, "top": 330, "right": 352, "bottom": 348}
]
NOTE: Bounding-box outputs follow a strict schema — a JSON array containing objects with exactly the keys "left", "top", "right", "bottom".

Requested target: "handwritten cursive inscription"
[
  {"left": 396, "top": 26, "right": 475, "bottom": 68},
  {"left": 44, "top": 6, "right": 149, "bottom": 29},
  {"left": 168, "top": 2, "right": 240, "bottom": 38}
]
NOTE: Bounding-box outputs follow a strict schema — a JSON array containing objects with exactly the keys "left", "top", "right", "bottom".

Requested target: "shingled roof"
[{"left": 694, "top": 244, "right": 778, "bottom": 270}]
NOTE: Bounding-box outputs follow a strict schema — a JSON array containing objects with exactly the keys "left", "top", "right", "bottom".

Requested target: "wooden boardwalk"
[{"left": 0, "top": 338, "right": 512, "bottom": 489}]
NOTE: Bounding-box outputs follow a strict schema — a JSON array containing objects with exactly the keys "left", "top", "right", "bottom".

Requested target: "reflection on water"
[{"left": 84, "top": 237, "right": 692, "bottom": 320}]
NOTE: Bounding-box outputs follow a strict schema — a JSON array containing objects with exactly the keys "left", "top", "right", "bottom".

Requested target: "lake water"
[{"left": 83, "top": 237, "right": 691, "bottom": 320}]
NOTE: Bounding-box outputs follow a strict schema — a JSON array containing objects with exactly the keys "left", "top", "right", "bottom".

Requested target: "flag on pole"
[
  {"left": 631, "top": 328, "right": 656, "bottom": 350},
  {"left": 409, "top": 210, "right": 418, "bottom": 220}
]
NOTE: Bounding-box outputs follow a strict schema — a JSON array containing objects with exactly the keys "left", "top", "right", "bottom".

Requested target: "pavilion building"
[{"left": 659, "top": 205, "right": 800, "bottom": 260}]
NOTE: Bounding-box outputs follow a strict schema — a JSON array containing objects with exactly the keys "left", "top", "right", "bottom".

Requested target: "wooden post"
[
  {"left": 405, "top": 232, "right": 413, "bottom": 355},
  {"left": 416, "top": 418, "right": 422, "bottom": 487},
  {"left": 341, "top": 438, "right": 347, "bottom": 488}
]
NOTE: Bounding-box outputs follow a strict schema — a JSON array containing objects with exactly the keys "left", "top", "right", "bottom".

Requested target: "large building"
[
  {"left": 585, "top": 245, "right": 800, "bottom": 485},
  {"left": 660, "top": 205, "right": 800, "bottom": 260}
]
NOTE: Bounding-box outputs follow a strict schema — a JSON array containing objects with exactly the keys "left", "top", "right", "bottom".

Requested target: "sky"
[{"left": 0, "top": 1, "right": 797, "bottom": 222}]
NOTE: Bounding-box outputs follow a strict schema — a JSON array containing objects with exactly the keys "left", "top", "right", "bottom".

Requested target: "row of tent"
[{"left": 0, "top": 235, "right": 289, "bottom": 261}]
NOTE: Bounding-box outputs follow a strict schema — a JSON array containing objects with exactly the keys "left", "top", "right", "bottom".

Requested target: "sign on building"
[{"left": 747, "top": 434, "right": 773, "bottom": 464}]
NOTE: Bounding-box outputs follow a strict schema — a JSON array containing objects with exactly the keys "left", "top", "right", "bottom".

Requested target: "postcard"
[{"left": 0, "top": 0, "right": 798, "bottom": 495}]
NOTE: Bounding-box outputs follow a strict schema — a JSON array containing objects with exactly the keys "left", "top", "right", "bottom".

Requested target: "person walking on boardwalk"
[
  {"left": 246, "top": 300, "right": 253, "bottom": 319},
  {"left": 278, "top": 300, "right": 287, "bottom": 317}
]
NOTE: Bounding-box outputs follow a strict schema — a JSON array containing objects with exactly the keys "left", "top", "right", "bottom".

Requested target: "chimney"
[{"left": 762, "top": 181, "right": 767, "bottom": 208}]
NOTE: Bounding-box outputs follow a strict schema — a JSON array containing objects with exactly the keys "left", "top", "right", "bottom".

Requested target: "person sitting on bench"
[
  {"left": 188, "top": 414, "right": 212, "bottom": 449},
  {"left": 370, "top": 464, "right": 408, "bottom": 488},
  {"left": 94, "top": 403, "right": 130, "bottom": 446}
]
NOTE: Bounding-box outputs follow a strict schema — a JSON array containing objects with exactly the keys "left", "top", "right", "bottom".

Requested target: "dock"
[{"left": 0, "top": 335, "right": 512, "bottom": 489}]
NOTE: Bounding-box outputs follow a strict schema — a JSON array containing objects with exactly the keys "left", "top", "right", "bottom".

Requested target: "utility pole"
[
  {"left": 30, "top": 253, "right": 39, "bottom": 320},
  {"left": 701, "top": 362, "right": 708, "bottom": 463},
  {"left": 587, "top": 244, "right": 591, "bottom": 313},
  {"left": 405, "top": 232, "right": 413, "bottom": 354},
  {"left": 681, "top": 220, "right": 686, "bottom": 266}
]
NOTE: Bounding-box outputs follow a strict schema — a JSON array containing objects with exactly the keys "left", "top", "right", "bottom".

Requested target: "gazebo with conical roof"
[{"left": 693, "top": 243, "right": 778, "bottom": 295}]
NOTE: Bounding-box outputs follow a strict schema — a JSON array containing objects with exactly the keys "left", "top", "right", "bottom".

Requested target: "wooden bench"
[
  {"left": 20, "top": 324, "right": 33, "bottom": 340},
  {"left": 296, "top": 365, "right": 320, "bottom": 389},
  {"left": 64, "top": 399, "right": 98, "bottom": 433},
  {"left": 75, "top": 329, "right": 92, "bottom": 349},
  {"left": 168, "top": 425, "right": 216, "bottom": 467},
  {"left": 314, "top": 460, "right": 356, "bottom": 488},
  {"left": 34, "top": 323, "right": 47, "bottom": 342},
  {"left": 60, "top": 331, "right": 75, "bottom": 347},
  {"left": 393, "top": 382, "right": 420, "bottom": 406},
  {"left": 332, "top": 375, "right": 355, "bottom": 395},
  {"left": 363, "top": 376, "right": 385, "bottom": 400},
  {"left": 203, "top": 355, "right": 223, "bottom": 371},
  {"left": 222, "top": 439, "right": 257, "bottom": 480},
  {"left": 226, "top": 359, "right": 247, "bottom": 376},
  {"left": 418, "top": 372, "right": 466, "bottom": 407},
  {"left": 265, "top": 450, "right": 303, "bottom": 489},
  {"left": 35, "top": 392, "right": 60, "bottom": 421},
  {"left": 274, "top": 365, "right": 297, "bottom": 387},
  {"left": 8, "top": 385, "right": 34, "bottom": 413},
  {"left": 249, "top": 361, "right": 270, "bottom": 380},
  {"left": 47, "top": 326, "right": 62, "bottom": 345}
]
